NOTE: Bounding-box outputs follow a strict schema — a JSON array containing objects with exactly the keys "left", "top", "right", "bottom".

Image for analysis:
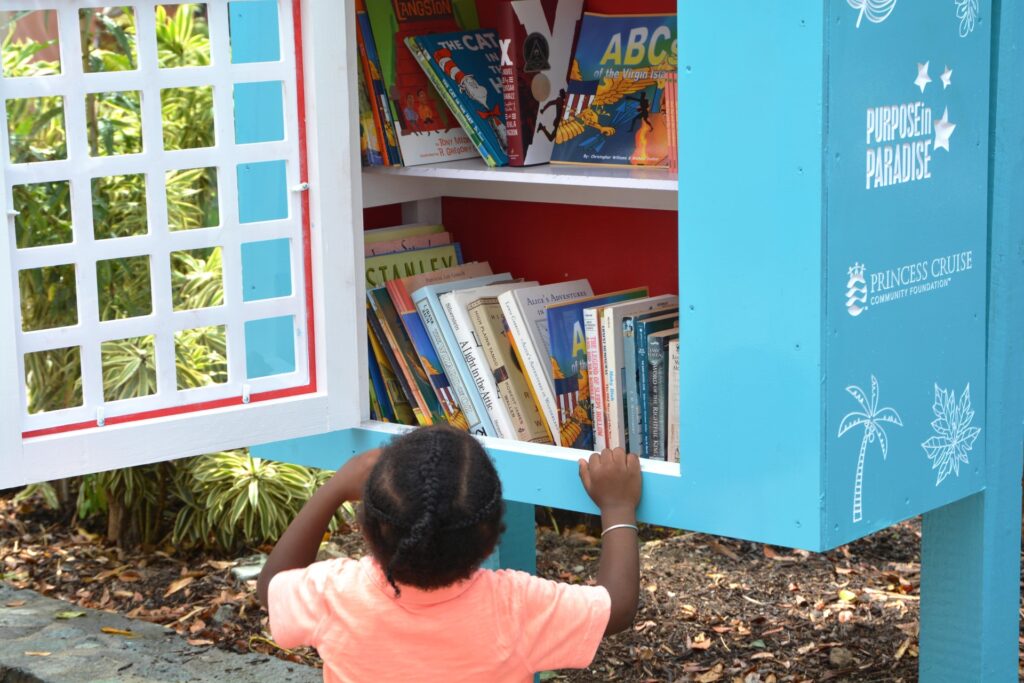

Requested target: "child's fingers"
[{"left": 578, "top": 458, "right": 592, "bottom": 490}]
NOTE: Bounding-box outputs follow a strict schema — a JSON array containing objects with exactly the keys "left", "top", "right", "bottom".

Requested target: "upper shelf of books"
[{"left": 361, "top": 160, "right": 678, "bottom": 211}]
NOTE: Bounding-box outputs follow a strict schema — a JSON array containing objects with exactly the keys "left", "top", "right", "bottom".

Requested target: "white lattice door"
[{"left": 0, "top": 0, "right": 362, "bottom": 487}]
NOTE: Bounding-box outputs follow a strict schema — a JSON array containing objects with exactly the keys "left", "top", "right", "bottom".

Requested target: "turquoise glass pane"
[
  {"left": 241, "top": 238, "right": 291, "bottom": 301},
  {"left": 229, "top": 0, "right": 280, "bottom": 64},
  {"left": 234, "top": 81, "right": 284, "bottom": 144},
  {"left": 237, "top": 160, "right": 287, "bottom": 223},
  {"left": 245, "top": 315, "right": 295, "bottom": 378}
]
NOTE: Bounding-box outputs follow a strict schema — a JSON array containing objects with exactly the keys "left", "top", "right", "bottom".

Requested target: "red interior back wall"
[{"left": 442, "top": 197, "right": 678, "bottom": 295}]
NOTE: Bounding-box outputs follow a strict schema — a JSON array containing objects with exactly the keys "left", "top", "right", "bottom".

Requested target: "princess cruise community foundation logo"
[{"left": 844, "top": 251, "right": 974, "bottom": 317}]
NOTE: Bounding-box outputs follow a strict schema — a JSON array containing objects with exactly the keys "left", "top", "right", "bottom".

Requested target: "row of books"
[
  {"left": 356, "top": 0, "right": 678, "bottom": 170},
  {"left": 365, "top": 222, "right": 680, "bottom": 462}
]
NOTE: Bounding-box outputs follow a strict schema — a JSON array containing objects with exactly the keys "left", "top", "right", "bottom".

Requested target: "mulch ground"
[{"left": 1, "top": 495, "right": 1019, "bottom": 682}]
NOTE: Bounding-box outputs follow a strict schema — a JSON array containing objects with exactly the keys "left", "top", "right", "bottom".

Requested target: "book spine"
[
  {"left": 504, "top": 316, "right": 553, "bottom": 443},
  {"left": 497, "top": 1, "right": 526, "bottom": 166},
  {"left": 355, "top": 12, "right": 389, "bottom": 166},
  {"left": 367, "top": 316, "right": 417, "bottom": 425},
  {"left": 367, "top": 290, "right": 434, "bottom": 426},
  {"left": 637, "top": 323, "right": 652, "bottom": 458},
  {"left": 623, "top": 319, "right": 642, "bottom": 454},
  {"left": 415, "top": 292, "right": 487, "bottom": 436},
  {"left": 584, "top": 307, "right": 607, "bottom": 450},
  {"left": 647, "top": 335, "right": 668, "bottom": 461},
  {"left": 356, "top": 10, "right": 401, "bottom": 166},
  {"left": 404, "top": 37, "right": 499, "bottom": 167},
  {"left": 499, "top": 293, "right": 559, "bottom": 441},
  {"left": 667, "top": 339, "right": 680, "bottom": 464},
  {"left": 442, "top": 294, "right": 513, "bottom": 439},
  {"left": 468, "top": 299, "right": 549, "bottom": 444},
  {"left": 367, "top": 334, "right": 395, "bottom": 421},
  {"left": 602, "top": 308, "right": 624, "bottom": 449}
]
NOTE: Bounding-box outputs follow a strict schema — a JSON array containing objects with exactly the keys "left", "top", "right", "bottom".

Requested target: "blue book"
[
  {"left": 635, "top": 312, "right": 678, "bottom": 458},
  {"left": 405, "top": 30, "right": 510, "bottom": 166},
  {"left": 547, "top": 288, "right": 648, "bottom": 449},
  {"left": 646, "top": 329, "right": 678, "bottom": 461},
  {"left": 367, "top": 335, "right": 395, "bottom": 422},
  {"left": 412, "top": 273, "right": 514, "bottom": 437},
  {"left": 551, "top": 12, "right": 677, "bottom": 168},
  {"left": 624, "top": 307, "right": 678, "bottom": 454}
]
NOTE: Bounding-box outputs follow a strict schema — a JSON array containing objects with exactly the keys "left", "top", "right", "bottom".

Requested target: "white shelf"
[{"left": 361, "top": 158, "right": 678, "bottom": 211}]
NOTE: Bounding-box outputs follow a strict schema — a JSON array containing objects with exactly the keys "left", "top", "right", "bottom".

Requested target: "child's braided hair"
[{"left": 361, "top": 425, "right": 505, "bottom": 596}]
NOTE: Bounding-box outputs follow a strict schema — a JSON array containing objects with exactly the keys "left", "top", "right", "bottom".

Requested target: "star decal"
[
  {"left": 914, "top": 61, "right": 932, "bottom": 93},
  {"left": 934, "top": 107, "right": 956, "bottom": 151},
  {"left": 940, "top": 66, "right": 953, "bottom": 89}
]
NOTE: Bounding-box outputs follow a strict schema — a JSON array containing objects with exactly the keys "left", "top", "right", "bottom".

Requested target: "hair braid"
[{"left": 385, "top": 432, "right": 444, "bottom": 595}]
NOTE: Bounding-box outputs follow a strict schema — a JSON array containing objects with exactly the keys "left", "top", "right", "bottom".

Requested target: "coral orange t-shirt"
[{"left": 268, "top": 556, "right": 610, "bottom": 682}]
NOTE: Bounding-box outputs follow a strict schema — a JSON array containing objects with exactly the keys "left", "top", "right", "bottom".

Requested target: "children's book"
[
  {"left": 386, "top": 263, "right": 494, "bottom": 431},
  {"left": 367, "top": 334, "right": 394, "bottom": 420},
  {"left": 357, "top": 61, "right": 386, "bottom": 166},
  {"left": 551, "top": 12, "right": 677, "bottom": 168},
  {"left": 405, "top": 30, "right": 510, "bottom": 166},
  {"left": 368, "top": 316, "right": 417, "bottom": 424},
  {"left": 413, "top": 274, "right": 515, "bottom": 437},
  {"left": 365, "top": 231, "right": 452, "bottom": 257},
  {"left": 646, "top": 328, "right": 678, "bottom": 461},
  {"left": 365, "top": 222, "right": 445, "bottom": 244},
  {"left": 469, "top": 293, "right": 551, "bottom": 444},
  {"left": 365, "top": 242, "right": 463, "bottom": 287},
  {"left": 546, "top": 287, "right": 648, "bottom": 449},
  {"left": 601, "top": 295, "right": 677, "bottom": 450},
  {"left": 666, "top": 337, "right": 680, "bottom": 464},
  {"left": 624, "top": 307, "right": 678, "bottom": 454},
  {"left": 356, "top": 1, "right": 395, "bottom": 166},
  {"left": 498, "top": 279, "right": 592, "bottom": 443},
  {"left": 497, "top": 0, "right": 585, "bottom": 166},
  {"left": 634, "top": 311, "right": 678, "bottom": 457},
  {"left": 442, "top": 282, "right": 525, "bottom": 440},
  {"left": 364, "top": 0, "right": 478, "bottom": 165}
]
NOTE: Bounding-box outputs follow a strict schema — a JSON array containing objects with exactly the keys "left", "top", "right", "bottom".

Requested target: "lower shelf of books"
[{"left": 364, "top": 221, "right": 682, "bottom": 470}]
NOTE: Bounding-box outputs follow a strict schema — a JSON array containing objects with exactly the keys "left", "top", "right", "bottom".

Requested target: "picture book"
[
  {"left": 497, "top": 0, "right": 584, "bottom": 166},
  {"left": 365, "top": 242, "right": 463, "bottom": 287},
  {"left": 666, "top": 337, "right": 680, "bottom": 464},
  {"left": 368, "top": 286, "right": 444, "bottom": 425},
  {"left": 365, "top": 231, "right": 451, "bottom": 257},
  {"left": 602, "top": 295, "right": 677, "bottom": 449},
  {"left": 442, "top": 282, "right": 527, "bottom": 440},
  {"left": 498, "top": 279, "right": 593, "bottom": 442},
  {"left": 551, "top": 12, "right": 677, "bottom": 168},
  {"left": 386, "top": 263, "right": 494, "bottom": 430},
  {"left": 357, "top": 2, "right": 402, "bottom": 165},
  {"left": 546, "top": 287, "right": 648, "bottom": 449},
  {"left": 635, "top": 311, "right": 678, "bottom": 457},
  {"left": 469, "top": 294, "right": 551, "bottom": 444},
  {"left": 413, "top": 273, "right": 515, "bottom": 437},
  {"left": 357, "top": 61, "right": 386, "bottom": 166},
  {"left": 405, "top": 30, "right": 510, "bottom": 166},
  {"left": 624, "top": 307, "right": 678, "bottom": 454},
  {"left": 367, "top": 334, "right": 394, "bottom": 420},
  {"left": 368, "top": 317, "right": 417, "bottom": 424},
  {"left": 364, "top": 222, "right": 445, "bottom": 244},
  {"left": 646, "top": 328, "right": 678, "bottom": 461},
  {"left": 364, "top": 0, "right": 478, "bottom": 165}
]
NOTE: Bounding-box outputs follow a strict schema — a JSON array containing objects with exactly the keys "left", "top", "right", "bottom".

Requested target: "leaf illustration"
[
  {"left": 838, "top": 412, "right": 869, "bottom": 438},
  {"left": 846, "top": 384, "right": 871, "bottom": 413},
  {"left": 922, "top": 382, "right": 981, "bottom": 486}
]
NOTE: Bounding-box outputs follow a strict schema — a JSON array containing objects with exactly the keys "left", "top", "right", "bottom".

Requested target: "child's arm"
[
  {"left": 578, "top": 447, "right": 642, "bottom": 636},
  {"left": 256, "top": 449, "right": 381, "bottom": 607}
]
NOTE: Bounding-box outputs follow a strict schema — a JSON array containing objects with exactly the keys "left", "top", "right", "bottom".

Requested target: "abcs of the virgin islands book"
[
  {"left": 364, "top": 0, "right": 478, "bottom": 165},
  {"left": 551, "top": 12, "right": 677, "bottom": 168},
  {"left": 406, "top": 29, "right": 510, "bottom": 166}
]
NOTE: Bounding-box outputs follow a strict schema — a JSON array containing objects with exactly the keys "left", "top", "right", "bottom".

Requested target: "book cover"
[
  {"left": 498, "top": 279, "right": 592, "bottom": 442},
  {"left": 666, "top": 338, "right": 680, "bottom": 464},
  {"left": 412, "top": 273, "right": 515, "bottom": 437},
  {"left": 469, "top": 296, "right": 551, "bottom": 444},
  {"left": 551, "top": 12, "right": 677, "bottom": 168},
  {"left": 357, "top": 60, "right": 386, "bottom": 167},
  {"left": 635, "top": 312, "right": 678, "bottom": 457},
  {"left": 357, "top": 3, "right": 402, "bottom": 165},
  {"left": 624, "top": 307, "right": 678, "bottom": 454},
  {"left": 386, "top": 263, "right": 494, "bottom": 430},
  {"left": 646, "top": 328, "right": 678, "bottom": 461},
  {"left": 503, "top": 309, "right": 552, "bottom": 442},
  {"left": 364, "top": 0, "right": 478, "bottom": 165},
  {"left": 368, "top": 287, "right": 443, "bottom": 425},
  {"left": 442, "top": 282, "right": 526, "bottom": 440},
  {"left": 365, "top": 222, "right": 445, "bottom": 244},
  {"left": 367, "top": 334, "right": 394, "bottom": 421},
  {"left": 602, "top": 295, "right": 678, "bottom": 450},
  {"left": 546, "top": 287, "right": 648, "bottom": 449},
  {"left": 365, "top": 231, "right": 451, "bottom": 257},
  {"left": 365, "top": 242, "right": 463, "bottom": 287},
  {"left": 497, "top": 0, "right": 584, "bottom": 166},
  {"left": 368, "top": 315, "right": 417, "bottom": 425},
  {"left": 405, "top": 30, "right": 509, "bottom": 166}
]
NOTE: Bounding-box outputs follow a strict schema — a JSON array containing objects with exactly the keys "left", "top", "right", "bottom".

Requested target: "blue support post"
[{"left": 919, "top": 2, "right": 1024, "bottom": 680}]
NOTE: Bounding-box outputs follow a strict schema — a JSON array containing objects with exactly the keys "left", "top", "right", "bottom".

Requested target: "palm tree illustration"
[{"left": 838, "top": 375, "right": 903, "bottom": 523}]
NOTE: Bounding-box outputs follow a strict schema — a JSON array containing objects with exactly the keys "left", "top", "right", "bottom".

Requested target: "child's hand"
[
  {"left": 328, "top": 448, "right": 382, "bottom": 502},
  {"left": 577, "top": 447, "right": 642, "bottom": 514}
]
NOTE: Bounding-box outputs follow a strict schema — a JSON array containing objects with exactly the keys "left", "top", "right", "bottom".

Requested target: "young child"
[{"left": 257, "top": 424, "right": 642, "bottom": 682}]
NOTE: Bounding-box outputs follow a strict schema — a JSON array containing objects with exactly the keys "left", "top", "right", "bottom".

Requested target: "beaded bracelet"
[{"left": 601, "top": 523, "right": 639, "bottom": 537}]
